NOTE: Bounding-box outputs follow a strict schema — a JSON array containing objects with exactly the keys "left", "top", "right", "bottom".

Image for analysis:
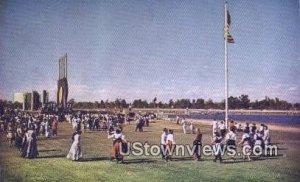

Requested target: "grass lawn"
[{"left": 1, "top": 120, "right": 299, "bottom": 182}]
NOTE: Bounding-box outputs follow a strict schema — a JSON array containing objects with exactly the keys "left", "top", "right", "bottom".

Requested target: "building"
[
  {"left": 42, "top": 90, "right": 49, "bottom": 107},
  {"left": 23, "top": 92, "right": 32, "bottom": 110},
  {"left": 14, "top": 93, "right": 24, "bottom": 104},
  {"left": 23, "top": 91, "right": 41, "bottom": 111}
]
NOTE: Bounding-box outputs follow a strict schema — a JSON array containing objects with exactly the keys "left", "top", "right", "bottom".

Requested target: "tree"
[
  {"left": 194, "top": 98, "right": 205, "bottom": 109},
  {"left": 239, "top": 95, "right": 250, "bottom": 109}
]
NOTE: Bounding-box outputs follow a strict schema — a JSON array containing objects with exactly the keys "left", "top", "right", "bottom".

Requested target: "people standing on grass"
[
  {"left": 193, "top": 128, "right": 202, "bottom": 161},
  {"left": 67, "top": 129, "right": 83, "bottom": 161},
  {"left": 160, "top": 128, "right": 168, "bottom": 160}
]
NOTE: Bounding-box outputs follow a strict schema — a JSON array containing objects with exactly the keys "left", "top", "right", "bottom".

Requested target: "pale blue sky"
[{"left": 0, "top": 0, "right": 299, "bottom": 103}]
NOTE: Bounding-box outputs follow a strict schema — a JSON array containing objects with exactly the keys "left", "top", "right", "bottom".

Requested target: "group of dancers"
[
  {"left": 211, "top": 120, "right": 271, "bottom": 162},
  {"left": 1, "top": 109, "right": 271, "bottom": 164},
  {"left": 0, "top": 109, "right": 59, "bottom": 159}
]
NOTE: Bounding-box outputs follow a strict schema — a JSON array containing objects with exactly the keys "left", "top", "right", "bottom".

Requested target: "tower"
[{"left": 57, "top": 53, "right": 69, "bottom": 112}]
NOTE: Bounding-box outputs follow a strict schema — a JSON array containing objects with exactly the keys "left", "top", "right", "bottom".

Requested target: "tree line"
[
  {"left": 1, "top": 95, "right": 299, "bottom": 111},
  {"left": 69, "top": 95, "right": 299, "bottom": 110}
]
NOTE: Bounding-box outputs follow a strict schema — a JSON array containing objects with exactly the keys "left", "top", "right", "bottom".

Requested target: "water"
[{"left": 168, "top": 114, "right": 300, "bottom": 125}]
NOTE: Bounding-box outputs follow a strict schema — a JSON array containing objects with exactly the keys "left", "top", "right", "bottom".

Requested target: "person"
[
  {"left": 6, "top": 123, "right": 14, "bottom": 146},
  {"left": 225, "top": 128, "right": 237, "bottom": 159},
  {"left": 189, "top": 121, "right": 195, "bottom": 134},
  {"left": 176, "top": 115, "right": 180, "bottom": 125},
  {"left": 181, "top": 118, "right": 187, "bottom": 134},
  {"left": 229, "top": 120, "right": 235, "bottom": 131},
  {"left": 108, "top": 128, "right": 127, "bottom": 164},
  {"left": 45, "top": 119, "right": 51, "bottom": 138},
  {"left": 212, "top": 119, "right": 218, "bottom": 136},
  {"left": 212, "top": 131, "right": 223, "bottom": 163},
  {"left": 52, "top": 118, "right": 58, "bottom": 137},
  {"left": 193, "top": 128, "right": 202, "bottom": 161},
  {"left": 102, "top": 121, "right": 108, "bottom": 131},
  {"left": 67, "top": 129, "right": 83, "bottom": 161},
  {"left": 239, "top": 129, "right": 251, "bottom": 161},
  {"left": 263, "top": 125, "right": 270, "bottom": 145},
  {"left": 22, "top": 124, "right": 39, "bottom": 159},
  {"left": 254, "top": 130, "right": 264, "bottom": 153},
  {"left": 259, "top": 124, "right": 265, "bottom": 133},
  {"left": 219, "top": 121, "right": 226, "bottom": 138},
  {"left": 165, "top": 129, "right": 175, "bottom": 161},
  {"left": 15, "top": 127, "right": 23, "bottom": 150},
  {"left": 244, "top": 123, "right": 250, "bottom": 133},
  {"left": 160, "top": 128, "right": 168, "bottom": 160}
]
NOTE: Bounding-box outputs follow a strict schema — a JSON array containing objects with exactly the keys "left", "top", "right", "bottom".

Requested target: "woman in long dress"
[
  {"left": 21, "top": 125, "right": 39, "bottom": 159},
  {"left": 67, "top": 130, "right": 83, "bottom": 161}
]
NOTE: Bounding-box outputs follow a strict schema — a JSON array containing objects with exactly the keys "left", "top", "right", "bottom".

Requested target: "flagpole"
[{"left": 224, "top": 0, "right": 229, "bottom": 129}]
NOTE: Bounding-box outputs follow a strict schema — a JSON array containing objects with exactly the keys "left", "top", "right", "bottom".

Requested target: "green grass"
[{"left": 1, "top": 120, "right": 300, "bottom": 182}]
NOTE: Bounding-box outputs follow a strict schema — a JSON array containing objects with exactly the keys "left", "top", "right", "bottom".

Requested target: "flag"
[{"left": 225, "top": 10, "right": 234, "bottom": 43}]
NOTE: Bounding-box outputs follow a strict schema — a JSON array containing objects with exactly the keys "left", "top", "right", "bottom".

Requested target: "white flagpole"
[{"left": 224, "top": 1, "right": 229, "bottom": 129}]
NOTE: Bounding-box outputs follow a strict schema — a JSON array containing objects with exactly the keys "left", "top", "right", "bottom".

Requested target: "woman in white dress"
[{"left": 67, "top": 130, "right": 83, "bottom": 161}]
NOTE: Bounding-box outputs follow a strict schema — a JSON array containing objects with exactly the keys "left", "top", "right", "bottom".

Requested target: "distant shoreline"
[{"left": 184, "top": 119, "right": 300, "bottom": 133}]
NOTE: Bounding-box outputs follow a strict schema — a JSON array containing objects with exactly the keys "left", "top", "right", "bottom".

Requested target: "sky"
[{"left": 0, "top": 0, "right": 299, "bottom": 103}]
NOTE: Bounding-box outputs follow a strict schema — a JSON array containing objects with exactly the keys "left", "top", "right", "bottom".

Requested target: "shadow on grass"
[
  {"left": 221, "top": 155, "right": 282, "bottom": 164},
  {"left": 39, "top": 149, "right": 61, "bottom": 152},
  {"left": 123, "top": 158, "right": 156, "bottom": 164},
  {"left": 170, "top": 156, "right": 193, "bottom": 161},
  {"left": 38, "top": 154, "right": 66, "bottom": 159},
  {"left": 78, "top": 157, "right": 111, "bottom": 162}
]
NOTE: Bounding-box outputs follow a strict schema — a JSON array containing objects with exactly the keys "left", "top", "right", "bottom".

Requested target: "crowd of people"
[
  {"left": 211, "top": 119, "right": 271, "bottom": 162},
  {"left": 0, "top": 109, "right": 59, "bottom": 159},
  {"left": 0, "top": 108, "right": 272, "bottom": 164}
]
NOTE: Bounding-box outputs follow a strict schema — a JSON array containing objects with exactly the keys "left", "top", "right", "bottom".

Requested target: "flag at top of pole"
[{"left": 225, "top": 6, "right": 234, "bottom": 43}]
